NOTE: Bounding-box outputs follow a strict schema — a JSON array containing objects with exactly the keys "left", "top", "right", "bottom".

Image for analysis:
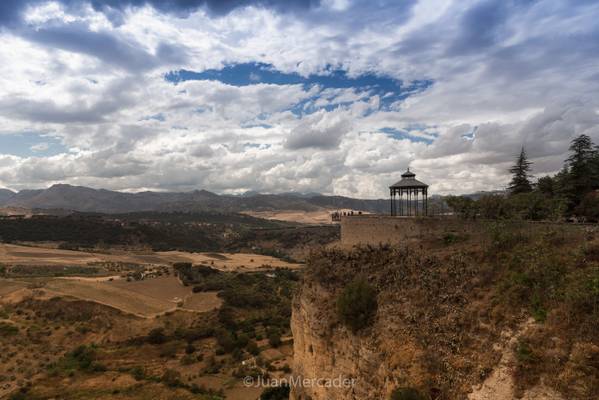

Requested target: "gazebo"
[{"left": 389, "top": 168, "right": 429, "bottom": 216}]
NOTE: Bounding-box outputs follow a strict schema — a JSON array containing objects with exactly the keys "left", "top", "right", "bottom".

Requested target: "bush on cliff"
[
  {"left": 390, "top": 387, "right": 427, "bottom": 400},
  {"left": 337, "top": 277, "right": 377, "bottom": 333}
]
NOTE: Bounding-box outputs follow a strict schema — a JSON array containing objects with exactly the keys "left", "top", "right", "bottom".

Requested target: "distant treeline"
[
  {"left": 0, "top": 214, "right": 220, "bottom": 251},
  {"left": 447, "top": 135, "right": 599, "bottom": 221},
  {"left": 0, "top": 211, "right": 339, "bottom": 257}
]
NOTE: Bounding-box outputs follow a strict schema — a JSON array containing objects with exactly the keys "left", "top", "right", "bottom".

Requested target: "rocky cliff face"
[
  {"left": 290, "top": 242, "right": 599, "bottom": 400},
  {"left": 290, "top": 246, "right": 498, "bottom": 400},
  {"left": 291, "top": 279, "right": 424, "bottom": 400}
]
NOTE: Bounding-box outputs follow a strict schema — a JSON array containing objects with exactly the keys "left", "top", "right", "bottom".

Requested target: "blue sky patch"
[
  {"left": 165, "top": 62, "right": 433, "bottom": 114},
  {"left": 461, "top": 126, "right": 478, "bottom": 141},
  {"left": 0, "top": 132, "right": 68, "bottom": 157},
  {"left": 380, "top": 127, "right": 436, "bottom": 144},
  {"left": 141, "top": 113, "right": 166, "bottom": 122}
]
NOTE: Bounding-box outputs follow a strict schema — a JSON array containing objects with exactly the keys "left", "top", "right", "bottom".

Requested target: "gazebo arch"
[{"left": 389, "top": 168, "right": 429, "bottom": 216}]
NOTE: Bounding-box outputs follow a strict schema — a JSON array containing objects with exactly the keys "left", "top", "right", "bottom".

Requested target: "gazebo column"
[
  {"left": 400, "top": 189, "right": 403, "bottom": 216},
  {"left": 413, "top": 189, "right": 416, "bottom": 216},
  {"left": 398, "top": 189, "right": 402, "bottom": 216}
]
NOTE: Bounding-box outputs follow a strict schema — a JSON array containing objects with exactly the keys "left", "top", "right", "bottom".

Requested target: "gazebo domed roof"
[
  {"left": 401, "top": 169, "right": 416, "bottom": 178},
  {"left": 390, "top": 168, "right": 428, "bottom": 189}
]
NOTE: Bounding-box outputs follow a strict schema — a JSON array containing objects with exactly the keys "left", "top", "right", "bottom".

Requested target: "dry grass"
[
  {"left": 43, "top": 279, "right": 174, "bottom": 317},
  {"left": 157, "top": 250, "right": 300, "bottom": 271},
  {"left": 0, "top": 280, "right": 26, "bottom": 297},
  {"left": 183, "top": 292, "right": 222, "bottom": 312},
  {"left": 0, "top": 243, "right": 301, "bottom": 272},
  {"left": 21, "top": 276, "right": 224, "bottom": 317}
]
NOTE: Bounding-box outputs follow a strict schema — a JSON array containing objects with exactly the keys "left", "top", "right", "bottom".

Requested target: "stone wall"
[
  {"left": 339, "top": 215, "right": 477, "bottom": 246},
  {"left": 338, "top": 215, "right": 594, "bottom": 246}
]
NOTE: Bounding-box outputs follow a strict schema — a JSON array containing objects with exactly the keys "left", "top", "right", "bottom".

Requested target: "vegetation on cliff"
[
  {"left": 298, "top": 222, "right": 599, "bottom": 399},
  {"left": 336, "top": 277, "right": 378, "bottom": 333}
]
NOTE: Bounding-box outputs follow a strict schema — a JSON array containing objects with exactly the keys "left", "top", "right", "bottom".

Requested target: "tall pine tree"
[
  {"left": 508, "top": 147, "right": 533, "bottom": 195},
  {"left": 565, "top": 134, "right": 598, "bottom": 206}
]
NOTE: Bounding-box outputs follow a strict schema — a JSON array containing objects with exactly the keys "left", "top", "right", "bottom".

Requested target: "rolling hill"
[{"left": 0, "top": 184, "right": 389, "bottom": 214}]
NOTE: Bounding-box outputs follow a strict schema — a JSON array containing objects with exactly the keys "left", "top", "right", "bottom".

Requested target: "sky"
[{"left": 0, "top": 0, "right": 598, "bottom": 198}]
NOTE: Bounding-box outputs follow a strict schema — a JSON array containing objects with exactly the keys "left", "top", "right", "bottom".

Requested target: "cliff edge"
[{"left": 291, "top": 223, "right": 599, "bottom": 399}]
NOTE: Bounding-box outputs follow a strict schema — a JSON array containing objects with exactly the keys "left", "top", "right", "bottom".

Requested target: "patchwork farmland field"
[
  {"left": 0, "top": 238, "right": 301, "bottom": 399},
  {"left": 0, "top": 243, "right": 300, "bottom": 272}
]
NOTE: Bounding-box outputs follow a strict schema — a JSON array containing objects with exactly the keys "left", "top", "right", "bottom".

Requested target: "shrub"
[
  {"left": 159, "top": 342, "right": 178, "bottom": 358},
  {"left": 486, "top": 222, "right": 527, "bottom": 252},
  {"left": 390, "top": 387, "right": 426, "bottom": 400},
  {"left": 260, "top": 383, "right": 290, "bottom": 400},
  {"left": 515, "top": 340, "right": 538, "bottom": 364},
  {"left": 216, "top": 329, "right": 236, "bottom": 353},
  {"left": 9, "top": 387, "right": 29, "bottom": 400},
  {"left": 247, "top": 340, "right": 260, "bottom": 355},
  {"left": 180, "top": 354, "right": 197, "bottom": 365},
  {"left": 161, "top": 369, "right": 182, "bottom": 387},
  {"left": 204, "top": 355, "right": 221, "bottom": 374},
  {"left": 0, "top": 322, "right": 18, "bottom": 337},
  {"left": 232, "top": 347, "right": 244, "bottom": 361},
  {"left": 443, "top": 232, "right": 468, "bottom": 246},
  {"left": 565, "top": 267, "right": 599, "bottom": 315},
  {"left": 183, "top": 326, "right": 214, "bottom": 342},
  {"left": 48, "top": 345, "right": 105, "bottom": 375},
  {"left": 236, "top": 333, "right": 250, "bottom": 348},
  {"left": 185, "top": 343, "right": 196, "bottom": 354},
  {"left": 147, "top": 328, "right": 167, "bottom": 344},
  {"left": 337, "top": 277, "right": 378, "bottom": 332},
  {"left": 130, "top": 366, "right": 145, "bottom": 381},
  {"left": 268, "top": 330, "right": 282, "bottom": 348}
]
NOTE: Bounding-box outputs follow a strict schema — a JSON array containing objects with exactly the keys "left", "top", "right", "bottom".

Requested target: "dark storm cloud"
[
  {"left": 0, "top": 0, "right": 320, "bottom": 28},
  {"left": 448, "top": 0, "right": 511, "bottom": 54},
  {"left": 20, "top": 22, "right": 187, "bottom": 72},
  {"left": 0, "top": 78, "right": 138, "bottom": 124},
  {"left": 90, "top": 0, "right": 319, "bottom": 16}
]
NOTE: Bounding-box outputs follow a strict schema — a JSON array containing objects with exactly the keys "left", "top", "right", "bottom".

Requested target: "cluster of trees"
[{"left": 447, "top": 135, "right": 599, "bottom": 221}]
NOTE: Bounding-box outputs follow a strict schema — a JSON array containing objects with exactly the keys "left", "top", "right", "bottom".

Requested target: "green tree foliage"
[
  {"left": 564, "top": 134, "right": 599, "bottom": 209},
  {"left": 337, "top": 277, "right": 378, "bottom": 332},
  {"left": 536, "top": 175, "right": 555, "bottom": 196},
  {"left": 48, "top": 345, "right": 106, "bottom": 376},
  {"left": 508, "top": 147, "right": 533, "bottom": 195},
  {"left": 477, "top": 195, "right": 510, "bottom": 219},
  {"left": 445, "top": 196, "right": 477, "bottom": 219},
  {"left": 575, "top": 192, "right": 599, "bottom": 221},
  {"left": 445, "top": 135, "right": 599, "bottom": 221}
]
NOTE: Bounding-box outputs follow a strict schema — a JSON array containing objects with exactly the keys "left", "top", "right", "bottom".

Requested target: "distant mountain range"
[{"left": 0, "top": 184, "right": 390, "bottom": 214}]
